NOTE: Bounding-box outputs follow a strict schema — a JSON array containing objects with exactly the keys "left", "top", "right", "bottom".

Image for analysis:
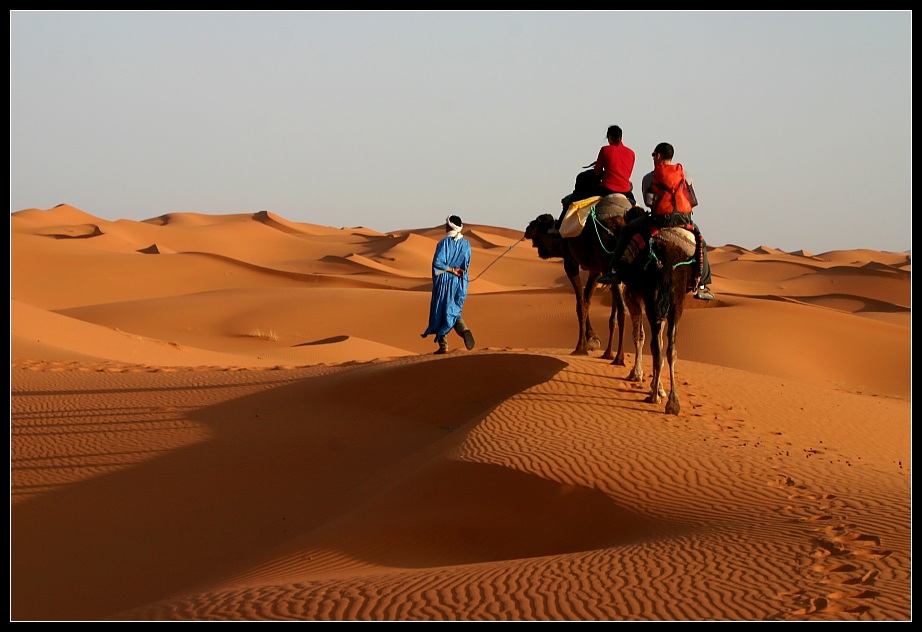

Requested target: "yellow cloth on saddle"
[{"left": 559, "top": 196, "right": 601, "bottom": 238}]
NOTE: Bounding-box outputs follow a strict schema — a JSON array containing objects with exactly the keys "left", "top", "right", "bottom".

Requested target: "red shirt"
[{"left": 594, "top": 143, "right": 636, "bottom": 193}]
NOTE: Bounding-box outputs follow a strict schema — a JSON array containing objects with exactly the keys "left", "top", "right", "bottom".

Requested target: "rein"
[
  {"left": 468, "top": 236, "right": 526, "bottom": 282},
  {"left": 589, "top": 209, "right": 620, "bottom": 259},
  {"left": 643, "top": 232, "right": 697, "bottom": 271}
]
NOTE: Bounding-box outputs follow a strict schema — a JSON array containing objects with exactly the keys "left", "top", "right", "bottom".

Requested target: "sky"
[{"left": 10, "top": 11, "right": 912, "bottom": 254}]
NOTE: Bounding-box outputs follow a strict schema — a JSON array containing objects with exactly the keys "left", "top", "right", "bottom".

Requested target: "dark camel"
[
  {"left": 618, "top": 225, "right": 699, "bottom": 414},
  {"left": 525, "top": 207, "right": 632, "bottom": 364},
  {"left": 528, "top": 204, "right": 698, "bottom": 414}
]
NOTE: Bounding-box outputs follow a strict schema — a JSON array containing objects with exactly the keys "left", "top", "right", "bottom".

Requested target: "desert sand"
[{"left": 10, "top": 205, "right": 911, "bottom": 621}]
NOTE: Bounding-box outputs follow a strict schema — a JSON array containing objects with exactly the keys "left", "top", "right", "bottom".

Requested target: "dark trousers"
[{"left": 436, "top": 317, "right": 469, "bottom": 348}]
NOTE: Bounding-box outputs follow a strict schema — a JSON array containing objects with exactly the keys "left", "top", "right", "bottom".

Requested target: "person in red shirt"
[
  {"left": 552, "top": 125, "right": 636, "bottom": 233},
  {"left": 594, "top": 125, "right": 636, "bottom": 203}
]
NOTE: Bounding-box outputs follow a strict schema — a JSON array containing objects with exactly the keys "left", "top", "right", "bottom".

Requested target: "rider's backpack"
[{"left": 650, "top": 163, "right": 694, "bottom": 217}]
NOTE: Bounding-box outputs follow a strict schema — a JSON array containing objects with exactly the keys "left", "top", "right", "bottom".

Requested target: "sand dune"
[{"left": 10, "top": 206, "right": 911, "bottom": 621}]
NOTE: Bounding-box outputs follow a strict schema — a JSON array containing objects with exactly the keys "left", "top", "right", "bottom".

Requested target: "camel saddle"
[
  {"left": 594, "top": 193, "right": 633, "bottom": 219},
  {"left": 559, "top": 193, "right": 632, "bottom": 238},
  {"left": 624, "top": 225, "right": 699, "bottom": 275},
  {"left": 654, "top": 226, "right": 698, "bottom": 258}
]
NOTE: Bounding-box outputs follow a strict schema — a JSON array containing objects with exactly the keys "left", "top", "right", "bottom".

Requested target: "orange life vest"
[{"left": 651, "top": 163, "right": 693, "bottom": 216}]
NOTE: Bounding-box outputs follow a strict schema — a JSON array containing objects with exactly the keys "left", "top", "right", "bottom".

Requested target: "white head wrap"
[{"left": 446, "top": 216, "right": 463, "bottom": 241}]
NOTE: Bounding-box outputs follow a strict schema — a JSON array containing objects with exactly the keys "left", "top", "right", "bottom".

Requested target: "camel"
[
  {"left": 527, "top": 203, "right": 697, "bottom": 415},
  {"left": 618, "top": 224, "right": 699, "bottom": 414},
  {"left": 525, "top": 202, "right": 632, "bottom": 364}
]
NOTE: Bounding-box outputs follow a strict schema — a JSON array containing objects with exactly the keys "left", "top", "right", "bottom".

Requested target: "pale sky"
[{"left": 10, "top": 10, "right": 912, "bottom": 254}]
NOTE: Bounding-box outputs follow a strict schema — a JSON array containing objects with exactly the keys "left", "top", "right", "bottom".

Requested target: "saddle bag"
[{"left": 559, "top": 196, "right": 601, "bottom": 238}]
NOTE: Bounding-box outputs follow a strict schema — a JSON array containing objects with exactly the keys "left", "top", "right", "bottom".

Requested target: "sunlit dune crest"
[
  {"left": 719, "top": 243, "right": 757, "bottom": 255},
  {"left": 753, "top": 245, "right": 787, "bottom": 255},
  {"left": 354, "top": 232, "right": 439, "bottom": 275},
  {"left": 251, "top": 209, "right": 316, "bottom": 235},
  {"left": 137, "top": 243, "right": 176, "bottom": 255},
  {"left": 33, "top": 223, "right": 103, "bottom": 239},
  {"left": 465, "top": 228, "right": 527, "bottom": 249},
  {"left": 359, "top": 230, "right": 434, "bottom": 255},
  {"left": 817, "top": 248, "right": 913, "bottom": 267},
  {"left": 10, "top": 206, "right": 911, "bottom": 622},
  {"left": 339, "top": 225, "right": 389, "bottom": 238},
  {"left": 141, "top": 211, "right": 239, "bottom": 227},
  {"left": 341, "top": 252, "right": 416, "bottom": 276},
  {"left": 11, "top": 203, "right": 105, "bottom": 227}
]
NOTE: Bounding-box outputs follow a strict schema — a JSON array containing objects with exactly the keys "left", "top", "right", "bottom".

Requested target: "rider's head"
[
  {"left": 606, "top": 125, "right": 623, "bottom": 145},
  {"left": 652, "top": 142, "right": 675, "bottom": 161}
]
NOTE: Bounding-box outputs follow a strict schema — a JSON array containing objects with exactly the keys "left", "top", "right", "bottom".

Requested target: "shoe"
[
  {"left": 434, "top": 347, "right": 447, "bottom": 355},
  {"left": 693, "top": 285, "right": 715, "bottom": 301},
  {"left": 597, "top": 271, "right": 619, "bottom": 285},
  {"left": 462, "top": 329, "right": 475, "bottom": 351}
]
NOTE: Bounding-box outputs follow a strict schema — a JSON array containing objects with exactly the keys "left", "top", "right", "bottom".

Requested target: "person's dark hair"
[
  {"left": 653, "top": 142, "right": 675, "bottom": 160},
  {"left": 448, "top": 215, "right": 463, "bottom": 227},
  {"left": 607, "top": 125, "right": 623, "bottom": 143}
]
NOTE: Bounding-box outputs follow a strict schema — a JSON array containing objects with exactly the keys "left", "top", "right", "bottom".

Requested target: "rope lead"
[{"left": 468, "top": 236, "right": 526, "bottom": 282}]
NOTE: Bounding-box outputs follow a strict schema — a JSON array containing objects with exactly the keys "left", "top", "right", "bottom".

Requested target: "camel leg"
[
  {"left": 601, "top": 302, "right": 616, "bottom": 361},
  {"left": 664, "top": 314, "right": 681, "bottom": 415},
  {"left": 565, "top": 260, "right": 593, "bottom": 355},
  {"left": 646, "top": 320, "right": 667, "bottom": 405},
  {"left": 582, "top": 273, "right": 602, "bottom": 353},
  {"left": 603, "top": 283, "right": 626, "bottom": 364},
  {"left": 622, "top": 292, "right": 645, "bottom": 382},
  {"left": 655, "top": 326, "right": 668, "bottom": 401}
]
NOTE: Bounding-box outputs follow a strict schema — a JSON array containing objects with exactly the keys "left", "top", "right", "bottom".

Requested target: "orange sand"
[{"left": 10, "top": 205, "right": 911, "bottom": 621}]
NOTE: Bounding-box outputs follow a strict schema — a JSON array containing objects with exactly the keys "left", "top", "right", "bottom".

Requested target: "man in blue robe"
[{"left": 421, "top": 215, "right": 476, "bottom": 354}]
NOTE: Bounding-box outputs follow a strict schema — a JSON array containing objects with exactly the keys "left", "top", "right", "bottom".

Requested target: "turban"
[{"left": 446, "top": 216, "right": 463, "bottom": 241}]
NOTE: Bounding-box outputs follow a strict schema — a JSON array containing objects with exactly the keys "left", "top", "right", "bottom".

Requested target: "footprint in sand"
[
  {"left": 811, "top": 539, "right": 851, "bottom": 558},
  {"left": 830, "top": 532, "right": 881, "bottom": 546},
  {"left": 810, "top": 562, "right": 860, "bottom": 573},
  {"left": 826, "top": 588, "right": 880, "bottom": 600},
  {"left": 793, "top": 596, "right": 872, "bottom": 616},
  {"left": 849, "top": 547, "right": 893, "bottom": 561},
  {"left": 841, "top": 570, "right": 880, "bottom": 585},
  {"left": 799, "top": 514, "right": 836, "bottom": 523},
  {"left": 766, "top": 473, "right": 891, "bottom": 620}
]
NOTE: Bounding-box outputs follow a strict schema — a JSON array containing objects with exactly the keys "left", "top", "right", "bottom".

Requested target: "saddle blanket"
[
  {"left": 594, "top": 193, "right": 633, "bottom": 219},
  {"left": 559, "top": 194, "right": 632, "bottom": 238},
  {"left": 655, "top": 227, "right": 697, "bottom": 258}
]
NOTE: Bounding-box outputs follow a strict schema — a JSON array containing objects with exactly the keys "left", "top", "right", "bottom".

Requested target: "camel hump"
[
  {"left": 656, "top": 227, "right": 697, "bottom": 258},
  {"left": 595, "top": 194, "right": 632, "bottom": 219}
]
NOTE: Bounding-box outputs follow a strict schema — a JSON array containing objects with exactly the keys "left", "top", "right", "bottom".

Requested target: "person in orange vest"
[{"left": 598, "top": 142, "right": 715, "bottom": 300}]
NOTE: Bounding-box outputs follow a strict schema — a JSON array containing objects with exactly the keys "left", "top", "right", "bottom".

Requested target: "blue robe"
[{"left": 421, "top": 235, "right": 471, "bottom": 338}]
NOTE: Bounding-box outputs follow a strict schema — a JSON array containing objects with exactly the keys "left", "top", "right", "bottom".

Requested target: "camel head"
[{"left": 525, "top": 214, "right": 565, "bottom": 260}]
